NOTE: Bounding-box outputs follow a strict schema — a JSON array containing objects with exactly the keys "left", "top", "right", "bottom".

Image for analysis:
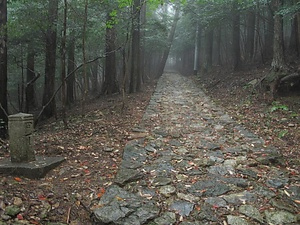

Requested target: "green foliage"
[
  {"left": 270, "top": 101, "right": 289, "bottom": 112},
  {"left": 278, "top": 130, "right": 288, "bottom": 138}
]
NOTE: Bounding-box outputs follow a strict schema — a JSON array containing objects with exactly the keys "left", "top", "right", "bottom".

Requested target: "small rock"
[
  {"left": 1, "top": 214, "right": 11, "bottom": 221},
  {"left": 152, "top": 177, "right": 172, "bottom": 186},
  {"left": 177, "top": 192, "right": 200, "bottom": 202},
  {"left": 265, "top": 210, "right": 297, "bottom": 224},
  {"left": 223, "top": 191, "right": 257, "bottom": 205},
  {"left": 266, "top": 178, "right": 289, "bottom": 189},
  {"left": 103, "top": 148, "right": 114, "bottom": 152},
  {"left": 5, "top": 205, "right": 21, "bottom": 217},
  {"left": 13, "top": 197, "right": 23, "bottom": 206},
  {"left": 207, "top": 165, "right": 235, "bottom": 176},
  {"left": 169, "top": 200, "right": 194, "bottom": 216},
  {"left": 154, "top": 212, "right": 176, "bottom": 225},
  {"left": 224, "top": 159, "right": 237, "bottom": 167},
  {"left": 176, "top": 147, "right": 188, "bottom": 154},
  {"left": 239, "top": 205, "right": 264, "bottom": 223},
  {"left": 159, "top": 185, "right": 176, "bottom": 197},
  {"left": 205, "top": 197, "right": 227, "bottom": 208},
  {"left": 227, "top": 215, "right": 249, "bottom": 225}
]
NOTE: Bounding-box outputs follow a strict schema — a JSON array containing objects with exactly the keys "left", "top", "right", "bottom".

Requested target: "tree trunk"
[
  {"left": 42, "top": 0, "right": 58, "bottom": 119},
  {"left": 157, "top": 7, "right": 180, "bottom": 77},
  {"left": 271, "top": 0, "right": 285, "bottom": 71},
  {"left": 215, "top": 26, "right": 222, "bottom": 66},
  {"left": 297, "top": 4, "right": 300, "bottom": 57},
  {"left": 102, "top": 12, "right": 119, "bottom": 94},
  {"left": 66, "top": 38, "right": 75, "bottom": 106},
  {"left": 129, "top": 0, "right": 141, "bottom": 93},
  {"left": 61, "top": 0, "right": 67, "bottom": 127},
  {"left": 203, "top": 27, "right": 214, "bottom": 72},
  {"left": 193, "top": 24, "right": 200, "bottom": 75},
  {"left": 25, "top": 43, "right": 37, "bottom": 112},
  {"left": 140, "top": 1, "right": 146, "bottom": 82},
  {"left": 67, "top": 39, "right": 75, "bottom": 106},
  {"left": 232, "top": 0, "right": 241, "bottom": 70},
  {"left": 263, "top": 5, "right": 274, "bottom": 60},
  {"left": 81, "top": 0, "right": 88, "bottom": 114},
  {"left": 288, "top": 16, "right": 298, "bottom": 56},
  {"left": 0, "top": 0, "right": 7, "bottom": 127},
  {"left": 246, "top": 9, "right": 255, "bottom": 61},
  {"left": 91, "top": 62, "right": 99, "bottom": 96}
]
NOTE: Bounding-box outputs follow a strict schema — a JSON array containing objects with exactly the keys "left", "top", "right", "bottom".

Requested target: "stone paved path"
[{"left": 92, "top": 73, "right": 300, "bottom": 225}]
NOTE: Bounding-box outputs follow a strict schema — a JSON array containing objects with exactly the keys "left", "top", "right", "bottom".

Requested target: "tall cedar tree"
[
  {"left": 130, "top": 0, "right": 141, "bottom": 93},
  {"left": 0, "top": 0, "right": 7, "bottom": 125},
  {"left": 102, "top": 12, "right": 119, "bottom": 94},
  {"left": 42, "top": 0, "right": 59, "bottom": 118},
  {"left": 67, "top": 38, "right": 76, "bottom": 105},
  {"left": 25, "top": 43, "right": 37, "bottom": 112},
  {"left": 157, "top": 7, "right": 180, "bottom": 77},
  {"left": 271, "top": 0, "right": 285, "bottom": 70},
  {"left": 232, "top": 0, "right": 241, "bottom": 70}
]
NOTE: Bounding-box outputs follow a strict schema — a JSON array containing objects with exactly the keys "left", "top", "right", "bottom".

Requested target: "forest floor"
[{"left": 0, "top": 66, "right": 299, "bottom": 225}]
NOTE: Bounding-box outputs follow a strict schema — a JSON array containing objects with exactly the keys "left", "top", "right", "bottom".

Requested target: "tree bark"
[
  {"left": 157, "top": 7, "right": 180, "bottom": 77},
  {"left": 0, "top": 0, "right": 7, "bottom": 126},
  {"left": 271, "top": 0, "right": 285, "bottom": 71},
  {"left": 67, "top": 39, "right": 76, "bottom": 106},
  {"left": 232, "top": 0, "right": 241, "bottom": 70},
  {"left": 263, "top": 5, "right": 274, "bottom": 60},
  {"left": 203, "top": 27, "right": 214, "bottom": 72},
  {"left": 102, "top": 12, "right": 119, "bottom": 95},
  {"left": 297, "top": 7, "right": 300, "bottom": 57},
  {"left": 289, "top": 16, "right": 298, "bottom": 55},
  {"left": 215, "top": 26, "right": 222, "bottom": 66},
  {"left": 129, "top": 0, "right": 141, "bottom": 93},
  {"left": 193, "top": 24, "right": 200, "bottom": 75},
  {"left": 61, "top": 0, "right": 67, "bottom": 126},
  {"left": 42, "top": 0, "right": 59, "bottom": 119},
  {"left": 82, "top": 0, "right": 88, "bottom": 114},
  {"left": 25, "top": 43, "right": 37, "bottom": 112},
  {"left": 246, "top": 9, "right": 255, "bottom": 61}
]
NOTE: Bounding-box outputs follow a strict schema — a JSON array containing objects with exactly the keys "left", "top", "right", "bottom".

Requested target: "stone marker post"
[{"left": 8, "top": 113, "right": 35, "bottom": 163}]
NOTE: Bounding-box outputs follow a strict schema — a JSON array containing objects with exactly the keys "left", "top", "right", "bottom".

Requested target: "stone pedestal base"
[{"left": 0, "top": 156, "right": 65, "bottom": 179}]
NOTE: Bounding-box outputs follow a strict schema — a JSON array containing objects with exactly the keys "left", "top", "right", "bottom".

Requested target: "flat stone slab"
[
  {"left": 0, "top": 156, "right": 65, "bottom": 179},
  {"left": 92, "top": 185, "right": 159, "bottom": 225}
]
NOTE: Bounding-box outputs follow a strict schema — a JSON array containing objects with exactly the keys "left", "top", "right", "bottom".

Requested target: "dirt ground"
[{"left": 0, "top": 67, "right": 299, "bottom": 225}]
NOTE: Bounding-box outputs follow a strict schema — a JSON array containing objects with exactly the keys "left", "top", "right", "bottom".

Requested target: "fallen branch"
[
  {"left": 0, "top": 103, "right": 8, "bottom": 119},
  {"left": 279, "top": 72, "right": 300, "bottom": 83}
]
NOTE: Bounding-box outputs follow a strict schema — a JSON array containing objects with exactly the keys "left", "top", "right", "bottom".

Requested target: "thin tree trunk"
[
  {"left": 129, "top": 0, "right": 141, "bottom": 93},
  {"left": 42, "top": 0, "right": 59, "bottom": 119},
  {"left": 81, "top": 0, "right": 88, "bottom": 114},
  {"left": 193, "top": 24, "right": 200, "bottom": 75},
  {"left": 263, "top": 5, "right": 274, "bottom": 60},
  {"left": 67, "top": 39, "right": 75, "bottom": 106},
  {"left": 203, "top": 27, "right": 214, "bottom": 72},
  {"left": 297, "top": 2, "right": 300, "bottom": 57},
  {"left": 140, "top": 1, "right": 146, "bottom": 82},
  {"left": 271, "top": 0, "right": 285, "bottom": 70},
  {"left": 102, "top": 12, "right": 119, "bottom": 95},
  {"left": 215, "top": 26, "right": 222, "bottom": 66},
  {"left": 157, "top": 7, "right": 180, "bottom": 77},
  {"left": 232, "top": 0, "right": 241, "bottom": 70},
  {"left": 25, "top": 43, "right": 36, "bottom": 112},
  {"left": 0, "top": 0, "right": 7, "bottom": 126},
  {"left": 61, "top": 0, "right": 67, "bottom": 126},
  {"left": 246, "top": 9, "right": 255, "bottom": 61}
]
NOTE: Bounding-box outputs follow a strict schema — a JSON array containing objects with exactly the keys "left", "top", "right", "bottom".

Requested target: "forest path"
[{"left": 92, "top": 73, "right": 299, "bottom": 225}]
